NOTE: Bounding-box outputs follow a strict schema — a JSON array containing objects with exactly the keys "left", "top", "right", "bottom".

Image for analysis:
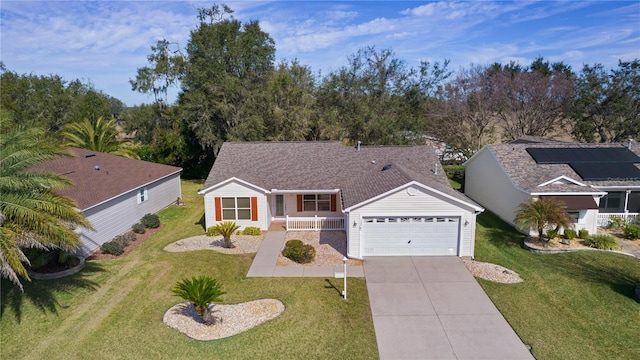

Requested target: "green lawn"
[
  {"left": 474, "top": 211, "right": 640, "bottom": 360},
  {"left": 0, "top": 180, "right": 378, "bottom": 360}
]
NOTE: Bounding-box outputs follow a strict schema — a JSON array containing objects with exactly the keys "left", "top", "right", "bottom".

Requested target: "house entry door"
[{"left": 275, "top": 195, "right": 284, "bottom": 217}]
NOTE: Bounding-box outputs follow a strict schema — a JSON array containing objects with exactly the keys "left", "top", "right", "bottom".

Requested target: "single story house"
[
  {"left": 463, "top": 140, "right": 640, "bottom": 236},
  {"left": 198, "top": 142, "right": 483, "bottom": 259},
  {"left": 33, "top": 148, "right": 182, "bottom": 255}
]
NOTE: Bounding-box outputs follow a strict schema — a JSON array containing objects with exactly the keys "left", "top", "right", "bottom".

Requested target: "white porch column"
[{"left": 624, "top": 190, "right": 631, "bottom": 213}]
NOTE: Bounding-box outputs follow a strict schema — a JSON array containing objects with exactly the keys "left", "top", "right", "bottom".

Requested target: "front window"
[
  {"left": 303, "top": 194, "right": 330, "bottom": 211},
  {"left": 222, "top": 197, "right": 251, "bottom": 220},
  {"left": 137, "top": 188, "right": 148, "bottom": 204}
]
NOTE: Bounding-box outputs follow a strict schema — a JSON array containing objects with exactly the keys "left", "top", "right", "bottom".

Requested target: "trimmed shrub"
[
  {"left": 546, "top": 229, "right": 559, "bottom": 240},
  {"left": 578, "top": 229, "right": 589, "bottom": 239},
  {"left": 282, "top": 239, "right": 316, "bottom": 264},
  {"left": 206, "top": 227, "right": 220, "bottom": 237},
  {"left": 624, "top": 224, "right": 640, "bottom": 240},
  {"left": 584, "top": 234, "right": 619, "bottom": 250},
  {"left": 132, "top": 223, "right": 146, "bottom": 234},
  {"left": 101, "top": 241, "right": 125, "bottom": 256},
  {"left": 242, "top": 226, "right": 261, "bottom": 236},
  {"left": 563, "top": 229, "right": 577, "bottom": 240},
  {"left": 140, "top": 213, "right": 160, "bottom": 229}
]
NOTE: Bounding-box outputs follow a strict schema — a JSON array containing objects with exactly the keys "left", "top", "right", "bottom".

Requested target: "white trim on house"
[
  {"left": 271, "top": 189, "right": 341, "bottom": 194},
  {"left": 529, "top": 191, "right": 606, "bottom": 196},
  {"left": 538, "top": 175, "right": 587, "bottom": 187},
  {"left": 344, "top": 181, "right": 483, "bottom": 213},
  {"left": 83, "top": 169, "right": 182, "bottom": 212},
  {"left": 198, "top": 177, "right": 269, "bottom": 195}
]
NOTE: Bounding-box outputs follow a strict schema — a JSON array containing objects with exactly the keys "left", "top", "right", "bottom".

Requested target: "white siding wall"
[
  {"left": 346, "top": 185, "right": 477, "bottom": 258},
  {"left": 284, "top": 194, "right": 342, "bottom": 217},
  {"left": 202, "top": 181, "right": 268, "bottom": 230},
  {"left": 78, "top": 173, "right": 181, "bottom": 255},
  {"left": 465, "top": 149, "right": 528, "bottom": 230}
]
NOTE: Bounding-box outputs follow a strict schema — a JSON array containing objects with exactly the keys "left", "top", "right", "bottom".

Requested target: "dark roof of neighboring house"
[
  {"left": 31, "top": 148, "right": 182, "bottom": 210},
  {"left": 202, "top": 141, "right": 480, "bottom": 210},
  {"left": 481, "top": 142, "right": 640, "bottom": 193}
]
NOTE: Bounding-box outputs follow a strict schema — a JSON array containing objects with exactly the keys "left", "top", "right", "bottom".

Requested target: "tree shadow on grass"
[
  {"left": 0, "top": 261, "right": 105, "bottom": 323},
  {"left": 476, "top": 211, "right": 527, "bottom": 249},
  {"left": 543, "top": 252, "right": 640, "bottom": 301}
]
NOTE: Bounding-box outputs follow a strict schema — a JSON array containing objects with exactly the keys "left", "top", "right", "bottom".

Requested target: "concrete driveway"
[{"left": 364, "top": 256, "right": 534, "bottom": 360}]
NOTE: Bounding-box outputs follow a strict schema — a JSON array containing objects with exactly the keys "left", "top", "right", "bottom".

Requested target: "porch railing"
[
  {"left": 597, "top": 213, "right": 640, "bottom": 227},
  {"left": 286, "top": 215, "right": 345, "bottom": 231}
]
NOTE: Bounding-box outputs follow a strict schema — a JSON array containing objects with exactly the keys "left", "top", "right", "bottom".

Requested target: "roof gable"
[{"left": 31, "top": 148, "right": 182, "bottom": 210}]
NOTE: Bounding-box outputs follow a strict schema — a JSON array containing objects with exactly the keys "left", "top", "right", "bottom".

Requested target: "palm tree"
[
  {"left": 514, "top": 197, "right": 572, "bottom": 241},
  {"left": 0, "top": 117, "right": 93, "bottom": 290},
  {"left": 212, "top": 221, "right": 241, "bottom": 248},
  {"left": 172, "top": 276, "right": 226, "bottom": 323},
  {"left": 61, "top": 116, "right": 140, "bottom": 159}
]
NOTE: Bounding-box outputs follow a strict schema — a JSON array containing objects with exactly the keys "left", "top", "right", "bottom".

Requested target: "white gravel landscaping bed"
[
  {"left": 163, "top": 299, "right": 285, "bottom": 340},
  {"left": 463, "top": 259, "right": 523, "bottom": 283},
  {"left": 164, "top": 234, "right": 265, "bottom": 254}
]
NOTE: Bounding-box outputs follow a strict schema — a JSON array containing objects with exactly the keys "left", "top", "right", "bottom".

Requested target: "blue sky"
[{"left": 2, "top": 1, "right": 639, "bottom": 106}]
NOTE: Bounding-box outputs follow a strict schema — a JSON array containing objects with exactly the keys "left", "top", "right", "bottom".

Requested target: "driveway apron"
[{"left": 364, "top": 256, "right": 534, "bottom": 360}]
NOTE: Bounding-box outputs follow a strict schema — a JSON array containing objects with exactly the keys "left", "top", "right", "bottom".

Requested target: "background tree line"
[{"left": 1, "top": 5, "right": 638, "bottom": 178}]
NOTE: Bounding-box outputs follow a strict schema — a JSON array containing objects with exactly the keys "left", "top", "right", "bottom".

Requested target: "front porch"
[
  {"left": 596, "top": 213, "right": 640, "bottom": 227},
  {"left": 284, "top": 215, "right": 345, "bottom": 231}
]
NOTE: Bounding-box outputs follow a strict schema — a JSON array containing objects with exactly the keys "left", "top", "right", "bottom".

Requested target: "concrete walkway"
[
  {"left": 364, "top": 256, "right": 534, "bottom": 360},
  {"left": 246, "top": 225, "right": 364, "bottom": 278}
]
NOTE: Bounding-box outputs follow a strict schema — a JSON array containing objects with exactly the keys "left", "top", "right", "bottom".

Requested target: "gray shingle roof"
[
  {"left": 487, "top": 142, "right": 640, "bottom": 193},
  {"left": 202, "top": 141, "right": 479, "bottom": 209},
  {"left": 31, "top": 148, "right": 182, "bottom": 210}
]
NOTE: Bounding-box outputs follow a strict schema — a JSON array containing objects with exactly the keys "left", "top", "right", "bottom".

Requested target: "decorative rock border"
[
  {"left": 523, "top": 238, "right": 636, "bottom": 258},
  {"left": 27, "top": 256, "right": 85, "bottom": 280}
]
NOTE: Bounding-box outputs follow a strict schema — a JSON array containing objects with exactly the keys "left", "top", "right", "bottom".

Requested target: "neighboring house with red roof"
[
  {"left": 463, "top": 140, "right": 640, "bottom": 236},
  {"left": 199, "top": 142, "right": 483, "bottom": 259},
  {"left": 33, "top": 148, "right": 182, "bottom": 255}
]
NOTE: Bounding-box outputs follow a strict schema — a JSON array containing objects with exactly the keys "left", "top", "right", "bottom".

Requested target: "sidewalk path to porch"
[{"left": 246, "top": 223, "right": 364, "bottom": 278}]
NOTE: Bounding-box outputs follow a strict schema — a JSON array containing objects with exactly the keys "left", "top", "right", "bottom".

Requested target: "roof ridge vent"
[
  {"left": 382, "top": 164, "right": 392, "bottom": 171},
  {"left": 84, "top": 153, "right": 96, "bottom": 158}
]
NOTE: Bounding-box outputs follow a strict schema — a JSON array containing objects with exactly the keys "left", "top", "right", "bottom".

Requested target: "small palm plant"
[
  {"left": 172, "top": 276, "right": 226, "bottom": 323},
  {"left": 212, "top": 221, "right": 241, "bottom": 248},
  {"left": 514, "top": 197, "right": 572, "bottom": 241}
]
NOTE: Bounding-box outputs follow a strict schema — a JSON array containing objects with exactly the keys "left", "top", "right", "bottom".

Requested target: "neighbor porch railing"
[
  {"left": 597, "top": 213, "right": 640, "bottom": 227},
  {"left": 285, "top": 215, "right": 345, "bottom": 231}
]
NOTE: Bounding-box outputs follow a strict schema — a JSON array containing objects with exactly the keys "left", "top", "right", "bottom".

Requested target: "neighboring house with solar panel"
[
  {"left": 198, "top": 142, "right": 483, "bottom": 258},
  {"left": 463, "top": 139, "right": 640, "bottom": 236},
  {"left": 32, "top": 148, "right": 182, "bottom": 255}
]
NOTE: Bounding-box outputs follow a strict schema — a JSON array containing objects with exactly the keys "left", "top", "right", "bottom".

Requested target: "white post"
[
  {"left": 315, "top": 215, "right": 319, "bottom": 231},
  {"left": 343, "top": 257, "right": 347, "bottom": 300}
]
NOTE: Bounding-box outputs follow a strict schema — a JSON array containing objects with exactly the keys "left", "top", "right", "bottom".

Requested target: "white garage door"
[{"left": 362, "top": 216, "right": 460, "bottom": 256}]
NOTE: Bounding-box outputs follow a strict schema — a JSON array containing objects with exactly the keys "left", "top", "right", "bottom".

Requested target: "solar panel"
[
  {"left": 526, "top": 147, "right": 640, "bottom": 164},
  {"left": 570, "top": 162, "right": 640, "bottom": 181}
]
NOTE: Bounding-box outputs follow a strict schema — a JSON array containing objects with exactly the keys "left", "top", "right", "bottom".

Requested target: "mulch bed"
[{"left": 86, "top": 226, "right": 162, "bottom": 260}]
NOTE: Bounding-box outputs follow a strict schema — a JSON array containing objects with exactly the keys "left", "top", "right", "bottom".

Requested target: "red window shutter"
[
  {"left": 214, "top": 197, "right": 222, "bottom": 221},
  {"left": 330, "top": 194, "right": 337, "bottom": 212},
  {"left": 297, "top": 195, "right": 303, "bottom": 212},
  {"left": 251, "top": 197, "right": 258, "bottom": 221}
]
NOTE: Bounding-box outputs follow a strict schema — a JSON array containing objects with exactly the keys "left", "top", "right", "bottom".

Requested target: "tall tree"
[
  {"left": 0, "top": 113, "right": 92, "bottom": 290},
  {"left": 264, "top": 60, "right": 317, "bottom": 141},
  {"left": 572, "top": 59, "right": 640, "bottom": 143},
  {"left": 179, "top": 5, "right": 275, "bottom": 153},
  {"left": 62, "top": 117, "right": 140, "bottom": 159},
  {"left": 492, "top": 62, "right": 575, "bottom": 140},
  {"left": 430, "top": 65, "right": 498, "bottom": 160}
]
